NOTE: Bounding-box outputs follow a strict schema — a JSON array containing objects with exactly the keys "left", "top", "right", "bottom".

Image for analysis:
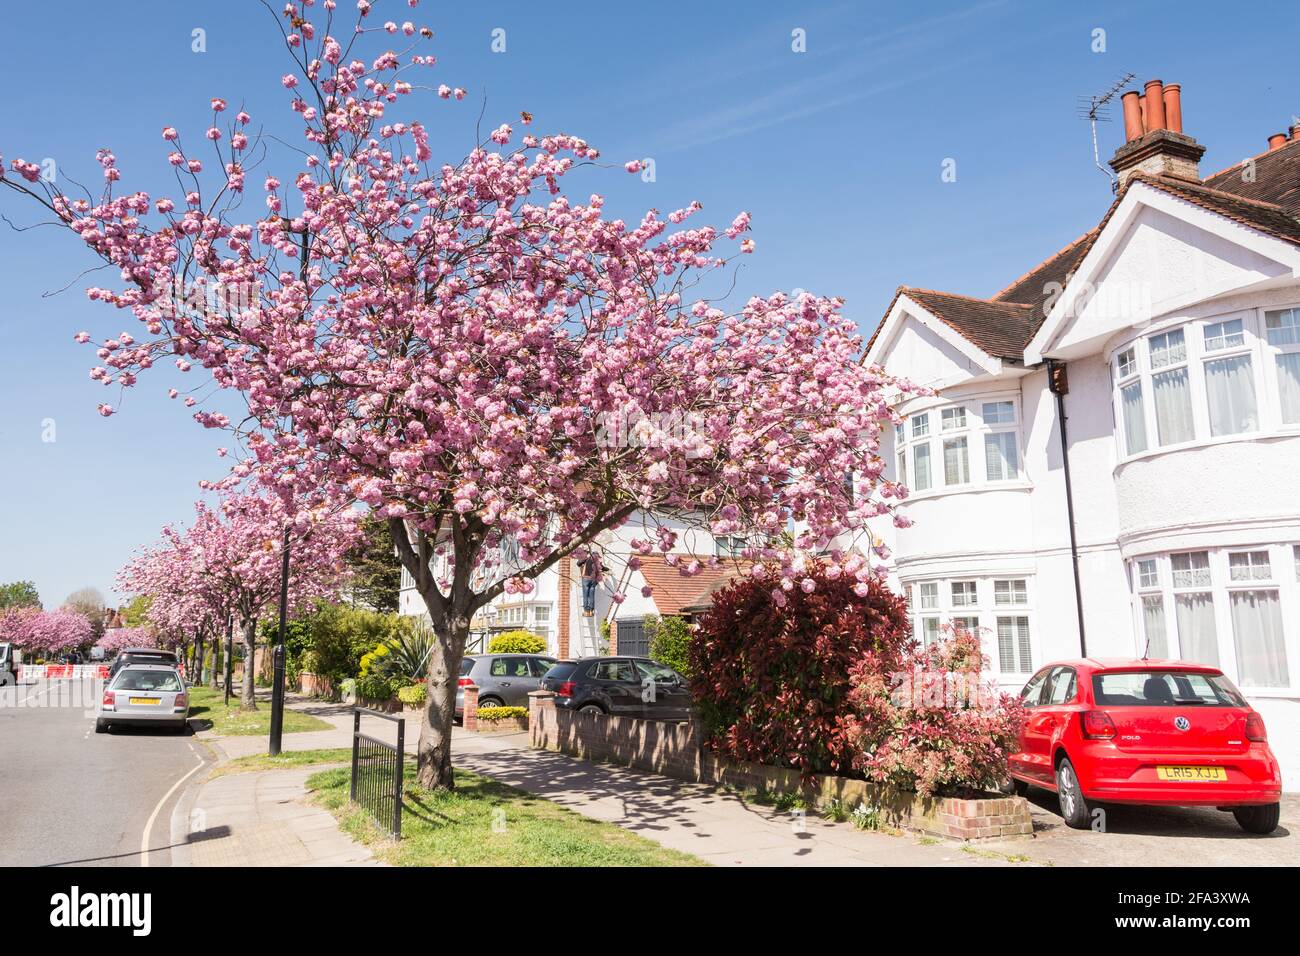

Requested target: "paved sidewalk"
[
  {"left": 172, "top": 764, "right": 382, "bottom": 867},
  {"left": 204, "top": 695, "right": 1019, "bottom": 866}
]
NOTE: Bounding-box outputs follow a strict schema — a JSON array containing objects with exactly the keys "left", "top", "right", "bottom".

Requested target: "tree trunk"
[
  {"left": 239, "top": 618, "right": 258, "bottom": 711},
  {"left": 209, "top": 636, "right": 221, "bottom": 690},
  {"left": 194, "top": 636, "right": 205, "bottom": 685},
  {"left": 417, "top": 611, "right": 471, "bottom": 791}
]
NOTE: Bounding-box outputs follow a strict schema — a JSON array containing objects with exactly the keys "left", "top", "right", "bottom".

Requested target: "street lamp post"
[
  {"left": 223, "top": 613, "right": 234, "bottom": 707},
  {"left": 268, "top": 525, "right": 291, "bottom": 756}
]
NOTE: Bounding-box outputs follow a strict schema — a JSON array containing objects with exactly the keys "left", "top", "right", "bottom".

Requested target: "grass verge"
[
  {"left": 307, "top": 765, "right": 706, "bottom": 867},
  {"left": 188, "top": 686, "right": 332, "bottom": 736},
  {"left": 208, "top": 748, "right": 355, "bottom": 778}
]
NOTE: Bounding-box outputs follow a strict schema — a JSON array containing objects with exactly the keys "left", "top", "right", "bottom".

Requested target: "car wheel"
[
  {"left": 1232, "top": 803, "right": 1280, "bottom": 835},
  {"left": 94, "top": 719, "right": 108, "bottom": 734},
  {"left": 1055, "top": 757, "right": 1091, "bottom": 829},
  {"left": 578, "top": 703, "right": 605, "bottom": 715},
  {"left": 1010, "top": 778, "right": 1030, "bottom": 797},
  {"left": 477, "top": 696, "right": 504, "bottom": 709}
]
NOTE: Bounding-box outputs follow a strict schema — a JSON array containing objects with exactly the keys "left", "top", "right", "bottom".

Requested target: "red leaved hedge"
[{"left": 688, "top": 562, "right": 911, "bottom": 776}]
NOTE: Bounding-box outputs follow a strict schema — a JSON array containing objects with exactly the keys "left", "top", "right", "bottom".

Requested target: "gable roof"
[
  {"left": 634, "top": 554, "right": 751, "bottom": 617},
  {"left": 871, "top": 153, "right": 1300, "bottom": 367}
]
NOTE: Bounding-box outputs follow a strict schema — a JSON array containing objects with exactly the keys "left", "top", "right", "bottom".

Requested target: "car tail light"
[
  {"left": 1245, "top": 711, "right": 1268, "bottom": 742},
  {"left": 1081, "top": 709, "right": 1116, "bottom": 739},
  {"left": 101, "top": 690, "right": 115, "bottom": 709},
  {"left": 174, "top": 693, "right": 188, "bottom": 709},
  {"left": 556, "top": 681, "right": 576, "bottom": 698},
  {"left": 458, "top": 676, "right": 474, "bottom": 687}
]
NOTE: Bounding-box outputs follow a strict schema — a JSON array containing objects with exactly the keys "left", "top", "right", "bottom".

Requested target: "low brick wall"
[
  {"left": 527, "top": 691, "right": 1032, "bottom": 841},
  {"left": 298, "top": 671, "right": 335, "bottom": 699},
  {"left": 475, "top": 715, "right": 530, "bottom": 735}
]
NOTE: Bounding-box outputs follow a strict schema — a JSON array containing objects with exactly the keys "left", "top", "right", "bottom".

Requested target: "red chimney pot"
[
  {"left": 1268, "top": 133, "right": 1288, "bottom": 151},
  {"left": 1121, "top": 91, "right": 1144, "bottom": 142},
  {"left": 1162, "top": 84, "right": 1183, "bottom": 134},
  {"left": 1144, "top": 80, "right": 1167, "bottom": 131}
]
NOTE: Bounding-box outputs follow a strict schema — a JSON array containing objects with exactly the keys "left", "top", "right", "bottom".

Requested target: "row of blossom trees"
[
  {"left": 0, "top": 606, "right": 94, "bottom": 658},
  {"left": 118, "top": 493, "right": 359, "bottom": 709},
  {"left": 1, "top": 0, "right": 913, "bottom": 786}
]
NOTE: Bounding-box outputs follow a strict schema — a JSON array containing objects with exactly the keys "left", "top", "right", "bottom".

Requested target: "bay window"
[
  {"left": 903, "top": 573, "right": 1035, "bottom": 678},
  {"left": 894, "top": 398, "right": 1022, "bottom": 495},
  {"left": 1129, "top": 546, "right": 1298, "bottom": 692},
  {"left": 1113, "top": 307, "right": 1300, "bottom": 460}
]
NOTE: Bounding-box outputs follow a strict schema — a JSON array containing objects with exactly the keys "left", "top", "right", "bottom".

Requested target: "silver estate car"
[
  {"left": 97, "top": 664, "right": 190, "bottom": 734},
  {"left": 455, "top": 653, "right": 557, "bottom": 717}
]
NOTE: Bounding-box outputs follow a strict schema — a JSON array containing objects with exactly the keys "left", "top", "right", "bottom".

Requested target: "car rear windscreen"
[
  {"left": 460, "top": 659, "right": 476, "bottom": 676},
  {"left": 113, "top": 670, "right": 183, "bottom": 692},
  {"left": 542, "top": 662, "right": 577, "bottom": 680},
  {"left": 1092, "top": 670, "right": 1245, "bottom": 707}
]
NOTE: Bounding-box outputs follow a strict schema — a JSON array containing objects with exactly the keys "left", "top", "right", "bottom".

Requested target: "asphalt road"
[{"left": 0, "top": 678, "right": 211, "bottom": 867}]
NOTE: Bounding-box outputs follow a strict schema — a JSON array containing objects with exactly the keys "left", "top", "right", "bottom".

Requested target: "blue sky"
[{"left": 1, "top": 0, "right": 1295, "bottom": 608}]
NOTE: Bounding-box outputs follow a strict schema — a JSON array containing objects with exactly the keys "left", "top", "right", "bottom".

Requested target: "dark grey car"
[
  {"left": 538, "top": 657, "right": 693, "bottom": 721},
  {"left": 455, "top": 653, "right": 557, "bottom": 716}
]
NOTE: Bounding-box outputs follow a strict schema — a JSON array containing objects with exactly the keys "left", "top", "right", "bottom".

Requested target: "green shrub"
[
  {"left": 340, "top": 677, "right": 357, "bottom": 699},
  {"left": 487, "top": 630, "right": 547, "bottom": 654},
  {"left": 371, "top": 623, "right": 432, "bottom": 683},
  {"left": 476, "top": 705, "right": 528, "bottom": 721},
  {"left": 645, "top": 615, "right": 692, "bottom": 677},
  {"left": 397, "top": 683, "right": 427, "bottom": 707},
  {"left": 355, "top": 672, "right": 396, "bottom": 701}
]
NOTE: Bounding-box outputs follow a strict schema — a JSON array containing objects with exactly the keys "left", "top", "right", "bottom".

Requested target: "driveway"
[{"left": 980, "top": 787, "right": 1300, "bottom": 866}]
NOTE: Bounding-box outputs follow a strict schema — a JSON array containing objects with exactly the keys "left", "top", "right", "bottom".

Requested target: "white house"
[
  {"left": 866, "top": 79, "right": 1300, "bottom": 788},
  {"left": 398, "top": 510, "right": 742, "bottom": 659}
]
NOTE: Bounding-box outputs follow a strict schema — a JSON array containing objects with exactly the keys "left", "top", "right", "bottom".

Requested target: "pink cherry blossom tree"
[
  {"left": 96, "top": 628, "right": 157, "bottom": 655},
  {"left": 1, "top": 1, "right": 914, "bottom": 786},
  {"left": 0, "top": 606, "right": 94, "bottom": 657},
  {"left": 119, "top": 494, "right": 358, "bottom": 709}
]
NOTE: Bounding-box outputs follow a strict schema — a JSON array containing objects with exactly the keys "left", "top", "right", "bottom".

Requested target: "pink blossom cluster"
[
  {"left": 96, "top": 628, "right": 156, "bottom": 653},
  {"left": 0, "top": 606, "right": 94, "bottom": 654}
]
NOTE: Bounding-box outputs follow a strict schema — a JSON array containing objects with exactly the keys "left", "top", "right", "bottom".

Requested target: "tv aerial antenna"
[{"left": 1078, "top": 73, "right": 1136, "bottom": 192}]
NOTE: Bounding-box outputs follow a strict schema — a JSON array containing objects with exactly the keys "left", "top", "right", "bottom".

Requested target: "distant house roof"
[{"left": 635, "top": 554, "right": 751, "bottom": 617}]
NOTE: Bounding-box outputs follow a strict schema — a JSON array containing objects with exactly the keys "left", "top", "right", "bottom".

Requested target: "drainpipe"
[{"left": 1048, "top": 360, "right": 1088, "bottom": 657}]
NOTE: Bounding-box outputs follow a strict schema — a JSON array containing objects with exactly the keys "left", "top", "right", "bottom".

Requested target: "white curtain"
[
  {"left": 1121, "top": 382, "right": 1148, "bottom": 454},
  {"left": 1141, "top": 596, "right": 1168, "bottom": 658},
  {"left": 1230, "top": 590, "right": 1290, "bottom": 688},
  {"left": 984, "top": 432, "right": 1017, "bottom": 480},
  {"left": 1153, "top": 368, "right": 1195, "bottom": 445},
  {"left": 913, "top": 443, "right": 931, "bottom": 490},
  {"left": 1175, "top": 592, "right": 1219, "bottom": 666},
  {"left": 943, "top": 438, "right": 968, "bottom": 485},
  {"left": 1276, "top": 353, "right": 1300, "bottom": 424},
  {"left": 1205, "top": 355, "right": 1258, "bottom": 436}
]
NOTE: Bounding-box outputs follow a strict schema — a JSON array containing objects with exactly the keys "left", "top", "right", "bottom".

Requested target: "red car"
[{"left": 1008, "top": 659, "right": 1282, "bottom": 834}]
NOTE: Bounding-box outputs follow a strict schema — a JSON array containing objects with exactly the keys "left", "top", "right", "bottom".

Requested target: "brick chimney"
[{"left": 1109, "top": 79, "right": 1205, "bottom": 187}]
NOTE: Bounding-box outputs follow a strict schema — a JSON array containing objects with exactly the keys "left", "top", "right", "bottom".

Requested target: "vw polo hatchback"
[{"left": 1009, "top": 659, "right": 1282, "bottom": 834}]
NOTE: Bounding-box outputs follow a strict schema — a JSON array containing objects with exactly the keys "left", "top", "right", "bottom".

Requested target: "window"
[
  {"left": 942, "top": 406, "right": 966, "bottom": 430},
  {"left": 917, "top": 582, "right": 939, "bottom": 610},
  {"left": 913, "top": 443, "right": 932, "bottom": 491},
  {"left": 1019, "top": 669, "right": 1049, "bottom": 706},
  {"left": 714, "top": 536, "right": 746, "bottom": 557},
  {"left": 919, "top": 617, "right": 942, "bottom": 647},
  {"left": 1204, "top": 354, "right": 1258, "bottom": 436},
  {"left": 1152, "top": 366, "right": 1194, "bottom": 445},
  {"left": 1045, "top": 667, "right": 1077, "bottom": 705},
  {"left": 591, "top": 660, "right": 636, "bottom": 682},
  {"left": 1140, "top": 595, "right": 1168, "bottom": 657},
  {"left": 997, "top": 617, "right": 1032, "bottom": 673},
  {"left": 1116, "top": 346, "right": 1138, "bottom": 379},
  {"left": 534, "top": 605, "right": 551, "bottom": 623},
  {"left": 984, "top": 432, "right": 1018, "bottom": 481},
  {"left": 1228, "top": 551, "right": 1271, "bottom": 582},
  {"left": 1093, "top": 671, "right": 1245, "bottom": 707},
  {"left": 1136, "top": 559, "right": 1159, "bottom": 590},
  {"left": 1203, "top": 319, "right": 1245, "bottom": 352},
  {"left": 993, "top": 579, "right": 1027, "bottom": 606},
  {"left": 1119, "top": 381, "right": 1148, "bottom": 454},
  {"left": 951, "top": 616, "right": 979, "bottom": 634},
  {"left": 951, "top": 581, "right": 977, "bottom": 607},
  {"left": 1294, "top": 546, "right": 1300, "bottom": 583},
  {"left": 911, "top": 413, "right": 930, "bottom": 438},
  {"left": 1266, "top": 309, "right": 1300, "bottom": 424},
  {"left": 1170, "top": 552, "right": 1211, "bottom": 587},
  {"left": 942, "top": 437, "right": 969, "bottom": 485},
  {"left": 982, "top": 401, "right": 1014, "bottom": 424},
  {"left": 1149, "top": 328, "right": 1187, "bottom": 368}
]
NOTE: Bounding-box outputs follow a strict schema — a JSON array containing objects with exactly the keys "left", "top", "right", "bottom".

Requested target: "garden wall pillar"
[{"left": 463, "top": 684, "right": 479, "bottom": 732}]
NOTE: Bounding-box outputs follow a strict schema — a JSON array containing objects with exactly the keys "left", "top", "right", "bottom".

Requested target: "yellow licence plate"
[
  {"left": 129, "top": 697, "right": 161, "bottom": 705},
  {"left": 1156, "top": 765, "right": 1227, "bottom": 782}
]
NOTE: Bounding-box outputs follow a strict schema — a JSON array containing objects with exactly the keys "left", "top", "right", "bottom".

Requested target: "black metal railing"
[{"left": 350, "top": 707, "right": 405, "bottom": 839}]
